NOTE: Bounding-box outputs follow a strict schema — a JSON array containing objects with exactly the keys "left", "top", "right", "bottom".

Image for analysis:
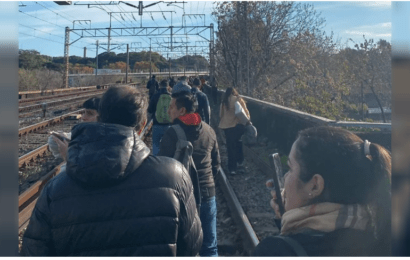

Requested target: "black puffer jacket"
[
  {"left": 21, "top": 122, "right": 203, "bottom": 256},
  {"left": 253, "top": 229, "right": 390, "bottom": 256},
  {"left": 158, "top": 118, "right": 220, "bottom": 197}
]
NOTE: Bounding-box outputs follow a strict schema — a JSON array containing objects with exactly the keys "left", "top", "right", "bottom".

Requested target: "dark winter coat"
[
  {"left": 191, "top": 87, "right": 211, "bottom": 125},
  {"left": 146, "top": 78, "right": 159, "bottom": 97},
  {"left": 253, "top": 228, "right": 390, "bottom": 256},
  {"left": 21, "top": 122, "right": 203, "bottom": 256},
  {"left": 148, "top": 87, "right": 172, "bottom": 125},
  {"left": 158, "top": 118, "right": 220, "bottom": 198}
]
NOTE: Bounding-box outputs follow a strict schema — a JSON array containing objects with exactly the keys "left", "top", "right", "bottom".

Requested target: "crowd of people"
[{"left": 20, "top": 75, "right": 391, "bottom": 256}]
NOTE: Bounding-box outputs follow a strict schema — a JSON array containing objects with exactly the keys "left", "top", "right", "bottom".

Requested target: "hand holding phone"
[{"left": 268, "top": 153, "right": 285, "bottom": 217}]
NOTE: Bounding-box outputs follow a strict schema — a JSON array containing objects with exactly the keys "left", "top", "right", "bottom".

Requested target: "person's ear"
[
  {"left": 308, "top": 174, "right": 325, "bottom": 199},
  {"left": 179, "top": 107, "right": 187, "bottom": 116}
]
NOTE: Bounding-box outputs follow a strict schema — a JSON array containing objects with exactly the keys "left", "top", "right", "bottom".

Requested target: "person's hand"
[
  {"left": 266, "top": 180, "right": 285, "bottom": 219},
  {"left": 52, "top": 136, "right": 69, "bottom": 162}
]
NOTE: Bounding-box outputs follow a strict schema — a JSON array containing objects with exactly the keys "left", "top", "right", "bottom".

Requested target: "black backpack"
[{"left": 171, "top": 124, "right": 201, "bottom": 213}]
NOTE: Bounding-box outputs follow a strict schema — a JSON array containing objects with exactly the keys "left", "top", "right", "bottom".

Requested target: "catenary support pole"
[
  {"left": 63, "top": 26, "right": 70, "bottom": 88},
  {"left": 126, "top": 43, "right": 129, "bottom": 83},
  {"left": 95, "top": 40, "right": 99, "bottom": 76},
  {"left": 149, "top": 38, "right": 152, "bottom": 78}
]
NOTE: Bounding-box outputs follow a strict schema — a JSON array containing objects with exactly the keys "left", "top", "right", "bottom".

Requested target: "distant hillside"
[{"left": 19, "top": 49, "right": 209, "bottom": 73}]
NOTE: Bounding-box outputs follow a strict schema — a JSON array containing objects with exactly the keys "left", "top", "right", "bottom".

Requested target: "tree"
[
  {"left": 213, "top": 2, "right": 325, "bottom": 95},
  {"left": 133, "top": 61, "right": 158, "bottom": 72}
]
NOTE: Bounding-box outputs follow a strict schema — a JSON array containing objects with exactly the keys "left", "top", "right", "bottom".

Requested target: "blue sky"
[{"left": 18, "top": 1, "right": 391, "bottom": 59}]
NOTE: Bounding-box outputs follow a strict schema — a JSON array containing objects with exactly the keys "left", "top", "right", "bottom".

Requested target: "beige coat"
[{"left": 219, "top": 95, "right": 250, "bottom": 129}]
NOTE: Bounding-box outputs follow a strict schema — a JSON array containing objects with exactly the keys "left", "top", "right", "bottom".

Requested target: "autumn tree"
[{"left": 213, "top": 2, "right": 324, "bottom": 95}]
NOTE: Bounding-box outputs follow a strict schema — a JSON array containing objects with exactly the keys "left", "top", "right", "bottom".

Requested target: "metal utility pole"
[
  {"left": 95, "top": 40, "right": 99, "bottom": 76},
  {"left": 245, "top": 2, "right": 250, "bottom": 96},
  {"left": 108, "top": 13, "right": 112, "bottom": 53},
  {"left": 184, "top": 45, "right": 187, "bottom": 76},
  {"left": 149, "top": 38, "right": 152, "bottom": 78},
  {"left": 168, "top": 53, "right": 171, "bottom": 78},
  {"left": 83, "top": 47, "right": 87, "bottom": 58},
  {"left": 361, "top": 81, "right": 364, "bottom": 120},
  {"left": 126, "top": 43, "right": 129, "bottom": 83},
  {"left": 209, "top": 23, "right": 215, "bottom": 86},
  {"left": 63, "top": 26, "right": 70, "bottom": 88}
]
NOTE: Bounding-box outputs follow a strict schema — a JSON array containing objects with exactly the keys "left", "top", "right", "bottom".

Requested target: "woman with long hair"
[
  {"left": 219, "top": 87, "right": 251, "bottom": 175},
  {"left": 254, "top": 126, "right": 391, "bottom": 256}
]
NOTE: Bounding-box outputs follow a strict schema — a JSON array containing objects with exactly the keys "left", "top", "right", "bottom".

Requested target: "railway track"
[
  {"left": 18, "top": 119, "right": 154, "bottom": 233},
  {"left": 215, "top": 141, "right": 282, "bottom": 255},
  {"left": 19, "top": 89, "right": 105, "bottom": 105},
  {"left": 19, "top": 86, "right": 98, "bottom": 99},
  {"left": 19, "top": 101, "right": 85, "bottom": 121},
  {"left": 19, "top": 109, "right": 84, "bottom": 138},
  {"left": 19, "top": 93, "right": 104, "bottom": 114}
]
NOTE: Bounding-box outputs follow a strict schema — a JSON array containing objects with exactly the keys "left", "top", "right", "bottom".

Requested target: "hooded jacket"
[
  {"left": 158, "top": 116, "right": 220, "bottom": 198},
  {"left": 21, "top": 122, "right": 203, "bottom": 256}
]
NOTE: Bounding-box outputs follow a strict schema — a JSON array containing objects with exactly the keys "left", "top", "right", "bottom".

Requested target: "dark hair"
[
  {"left": 222, "top": 87, "right": 239, "bottom": 111},
  {"left": 294, "top": 126, "right": 391, "bottom": 240},
  {"left": 180, "top": 76, "right": 188, "bottom": 82},
  {"left": 99, "top": 86, "right": 147, "bottom": 129},
  {"left": 83, "top": 97, "right": 100, "bottom": 111},
  {"left": 193, "top": 78, "right": 201, "bottom": 86},
  {"left": 171, "top": 92, "right": 198, "bottom": 114},
  {"left": 152, "top": 75, "right": 156, "bottom": 78},
  {"left": 160, "top": 79, "right": 168, "bottom": 88}
]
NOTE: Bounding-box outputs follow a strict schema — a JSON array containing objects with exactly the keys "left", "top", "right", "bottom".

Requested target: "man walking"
[
  {"left": 146, "top": 75, "right": 159, "bottom": 100},
  {"left": 191, "top": 77, "right": 211, "bottom": 125},
  {"left": 158, "top": 91, "right": 221, "bottom": 257},
  {"left": 21, "top": 86, "right": 203, "bottom": 256},
  {"left": 148, "top": 79, "right": 172, "bottom": 155}
]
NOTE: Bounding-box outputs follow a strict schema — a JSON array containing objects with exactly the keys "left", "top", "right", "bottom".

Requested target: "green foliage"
[
  {"left": 20, "top": 49, "right": 209, "bottom": 73},
  {"left": 19, "top": 50, "right": 50, "bottom": 70}
]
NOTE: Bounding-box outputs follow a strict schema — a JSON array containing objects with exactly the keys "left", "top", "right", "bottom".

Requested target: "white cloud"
[{"left": 353, "top": 1, "right": 391, "bottom": 8}]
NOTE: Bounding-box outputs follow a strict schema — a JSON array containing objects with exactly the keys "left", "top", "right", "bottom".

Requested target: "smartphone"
[
  {"left": 269, "top": 153, "right": 285, "bottom": 216},
  {"left": 51, "top": 133, "right": 70, "bottom": 142}
]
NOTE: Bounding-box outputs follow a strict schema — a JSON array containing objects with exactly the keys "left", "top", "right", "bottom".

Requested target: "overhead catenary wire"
[
  {"left": 19, "top": 24, "right": 65, "bottom": 39},
  {"left": 19, "top": 31, "right": 84, "bottom": 50}
]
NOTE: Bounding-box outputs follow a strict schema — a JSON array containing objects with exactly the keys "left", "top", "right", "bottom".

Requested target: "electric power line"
[
  {"left": 20, "top": 24, "right": 65, "bottom": 39},
  {"left": 19, "top": 10, "right": 65, "bottom": 29},
  {"left": 20, "top": 31, "right": 85, "bottom": 51}
]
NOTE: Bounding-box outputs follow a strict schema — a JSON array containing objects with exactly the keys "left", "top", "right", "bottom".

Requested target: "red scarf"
[{"left": 178, "top": 113, "right": 201, "bottom": 126}]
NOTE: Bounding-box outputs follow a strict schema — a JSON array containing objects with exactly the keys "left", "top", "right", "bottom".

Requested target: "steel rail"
[
  {"left": 18, "top": 119, "right": 153, "bottom": 233},
  {"left": 19, "top": 93, "right": 104, "bottom": 114},
  {"left": 19, "top": 89, "right": 104, "bottom": 105},
  {"left": 19, "top": 109, "right": 85, "bottom": 137},
  {"left": 19, "top": 144, "right": 49, "bottom": 169},
  {"left": 216, "top": 166, "right": 260, "bottom": 255},
  {"left": 19, "top": 102, "right": 85, "bottom": 118},
  {"left": 19, "top": 86, "right": 96, "bottom": 96}
]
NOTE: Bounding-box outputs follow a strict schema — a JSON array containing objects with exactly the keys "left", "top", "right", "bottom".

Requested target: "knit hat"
[
  {"left": 172, "top": 82, "right": 192, "bottom": 94},
  {"left": 193, "top": 78, "right": 201, "bottom": 86}
]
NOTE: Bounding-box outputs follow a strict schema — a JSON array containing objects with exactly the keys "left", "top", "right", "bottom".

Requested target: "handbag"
[{"left": 235, "top": 101, "right": 250, "bottom": 125}]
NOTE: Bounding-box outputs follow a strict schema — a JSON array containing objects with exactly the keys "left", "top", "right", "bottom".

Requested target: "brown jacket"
[{"left": 219, "top": 95, "right": 250, "bottom": 129}]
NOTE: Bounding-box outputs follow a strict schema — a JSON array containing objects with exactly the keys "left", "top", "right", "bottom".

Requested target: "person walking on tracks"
[
  {"left": 254, "top": 126, "right": 391, "bottom": 256},
  {"left": 146, "top": 75, "right": 159, "bottom": 101},
  {"left": 219, "top": 87, "right": 251, "bottom": 175},
  {"left": 191, "top": 77, "right": 211, "bottom": 125},
  {"left": 21, "top": 85, "right": 202, "bottom": 256},
  {"left": 172, "top": 76, "right": 191, "bottom": 94},
  {"left": 148, "top": 79, "right": 172, "bottom": 155},
  {"left": 158, "top": 91, "right": 221, "bottom": 257}
]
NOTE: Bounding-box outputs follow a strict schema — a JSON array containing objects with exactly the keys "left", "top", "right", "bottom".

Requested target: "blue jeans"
[
  {"left": 152, "top": 124, "right": 170, "bottom": 155},
  {"left": 199, "top": 196, "right": 218, "bottom": 257}
]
